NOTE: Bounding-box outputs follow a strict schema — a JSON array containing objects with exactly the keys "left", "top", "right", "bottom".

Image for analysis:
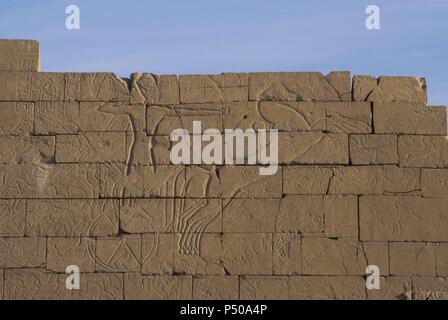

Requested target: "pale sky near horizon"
[{"left": 1, "top": 0, "right": 447, "bottom": 104}]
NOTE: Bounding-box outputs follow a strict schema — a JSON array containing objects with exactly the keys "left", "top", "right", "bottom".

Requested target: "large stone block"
[
  {"left": 130, "top": 73, "right": 179, "bottom": 105},
  {"left": 193, "top": 276, "right": 239, "bottom": 300},
  {"left": 142, "top": 233, "right": 174, "bottom": 275},
  {"left": 0, "top": 199, "right": 25, "bottom": 237},
  {"left": 27, "top": 199, "right": 118, "bottom": 236},
  {"left": 34, "top": 102, "right": 79, "bottom": 134},
  {"left": 325, "top": 102, "right": 371, "bottom": 133},
  {"left": 124, "top": 274, "right": 192, "bottom": 300},
  {"left": 389, "top": 242, "right": 436, "bottom": 276},
  {"left": 273, "top": 233, "right": 302, "bottom": 275},
  {"left": 0, "top": 102, "right": 34, "bottom": 135},
  {"left": 302, "top": 239, "right": 367, "bottom": 275},
  {"left": 0, "top": 238, "right": 46, "bottom": 268},
  {"left": 80, "top": 73, "right": 130, "bottom": 101},
  {"left": 249, "top": 72, "right": 345, "bottom": 102},
  {"left": 240, "top": 276, "right": 366, "bottom": 299},
  {"left": 0, "top": 164, "right": 100, "bottom": 198},
  {"left": 412, "top": 277, "right": 448, "bottom": 300},
  {"left": 353, "top": 76, "right": 427, "bottom": 103},
  {"left": 223, "top": 101, "right": 326, "bottom": 132},
  {"left": 55, "top": 132, "right": 126, "bottom": 163},
  {"left": 180, "top": 73, "right": 248, "bottom": 104},
  {"left": 350, "top": 134, "right": 398, "bottom": 165},
  {"left": 398, "top": 135, "right": 448, "bottom": 168},
  {"left": 278, "top": 132, "right": 349, "bottom": 164},
  {"left": 422, "top": 169, "right": 448, "bottom": 197},
  {"left": 373, "top": 102, "right": 446, "bottom": 135},
  {"left": 283, "top": 166, "right": 333, "bottom": 194},
  {"left": 0, "top": 40, "right": 39, "bottom": 71},
  {"left": 96, "top": 235, "right": 141, "bottom": 272},
  {"left": 47, "top": 237, "right": 96, "bottom": 273},
  {"left": 436, "top": 244, "right": 448, "bottom": 276},
  {"left": 360, "top": 196, "right": 448, "bottom": 241},
  {"left": 185, "top": 166, "right": 282, "bottom": 198},
  {"left": 367, "top": 277, "right": 411, "bottom": 300},
  {"left": 0, "top": 136, "right": 55, "bottom": 164},
  {"left": 324, "top": 195, "right": 358, "bottom": 238},
  {"left": 80, "top": 102, "right": 145, "bottom": 131}
]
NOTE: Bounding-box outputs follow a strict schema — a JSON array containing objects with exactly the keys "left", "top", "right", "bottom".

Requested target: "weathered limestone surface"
[{"left": 0, "top": 40, "right": 446, "bottom": 300}]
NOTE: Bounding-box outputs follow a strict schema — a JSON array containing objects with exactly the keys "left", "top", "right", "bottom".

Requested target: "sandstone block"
[
  {"left": 4, "top": 269, "right": 123, "bottom": 300},
  {"left": 382, "top": 165, "right": 420, "bottom": 194},
  {"left": 0, "top": 164, "right": 100, "bottom": 198},
  {"left": 328, "top": 166, "right": 383, "bottom": 194},
  {"left": 130, "top": 73, "right": 179, "bottom": 105},
  {"left": 350, "top": 134, "right": 398, "bottom": 164},
  {"left": 373, "top": 102, "right": 446, "bottom": 135},
  {"left": 390, "top": 242, "right": 436, "bottom": 276},
  {"left": 283, "top": 166, "right": 333, "bottom": 194},
  {"left": 180, "top": 73, "right": 248, "bottom": 104},
  {"left": 240, "top": 276, "right": 366, "bottom": 299},
  {"left": 223, "top": 101, "right": 326, "bottom": 132},
  {"left": 249, "top": 72, "right": 344, "bottom": 102},
  {"left": 221, "top": 233, "right": 273, "bottom": 275},
  {"left": 398, "top": 135, "right": 448, "bottom": 168},
  {"left": 27, "top": 199, "right": 118, "bottom": 237},
  {"left": 34, "top": 102, "right": 79, "bottom": 134},
  {"left": 0, "top": 238, "right": 45, "bottom": 268},
  {"left": 0, "top": 102, "right": 33, "bottom": 135},
  {"left": 324, "top": 195, "right": 358, "bottom": 238},
  {"left": 223, "top": 198, "right": 277, "bottom": 232},
  {"left": 278, "top": 132, "right": 349, "bottom": 164},
  {"left": 16, "top": 72, "right": 80, "bottom": 101},
  {"left": 276, "top": 195, "right": 324, "bottom": 233},
  {"left": 360, "top": 196, "right": 448, "bottom": 241},
  {"left": 0, "top": 135, "right": 54, "bottom": 164},
  {"left": 422, "top": 169, "right": 448, "bottom": 197},
  {"left": 174, "top": 233, "right": 223, "bottom": 275},
  {"left": 0, "top": 199, "right": 25, "bottom": 236},
  {"left": 412, "top": 277, "right": 448, "bottom": 300},
  {"left": 174, "top": 233, "right": 273, "bottom": 275},
  {"left": 4, "top": 269, "right": 68, "bottom": 300},
  {"left": 302, "top": 238, "right": 367, "bottom": 275},
  {"left": 146, "top": 103, "right": 223, "bottom": 135},
  {"left": 80, "top": 73, "right": 129, "bottom": 101},
  {"left": 0, "top": 40, "right": 39, "bottom": 71},
  {"left": 80, "top": 102, "right": 145, "bottom": 131},
  {"left": 55, "top": 132, "right": 126, "bottom": 163},
  {"left": 96, "top": 235, "right": 141, "bottom": 272},
  {"left": 47, "top": 237, "right": 96, "bottom": 272},
  {"left": 124, "top": 274, "right": 192, "bottom": 300},
  {"left": 273, "top": 233, "right": 302, "bottom": 275},
  {"left": 193, "top": 276, "right": 239, "bottom": 300},
  {"left": 436, "top": 243, "right": 448, "bottom": 276},
  {"left": 353, "top": 76, "right": 427, "bottom": 103},
  {"left": 100, "top": 164, "right": 185, "bottom": 198},
  {"left": 367, "top": 277, "right": 412, "bottom": 300},
  {"left": 326, "top": 71, "right": 351, "bottom": 101},
  {"left": 325, "top": 102, "right": 371, "bottom": 133},
  {"left": 142, "top": 233, "right": 174, "bottom": 275},
  {"left": 72, "top": 273, "right": 123, "bottom": 300},
  {"left": 362, "top": 242, "right": 390, "bottom": 276},
  {"left": 185, "top": 166, "right": 282, "bottom": 198}
]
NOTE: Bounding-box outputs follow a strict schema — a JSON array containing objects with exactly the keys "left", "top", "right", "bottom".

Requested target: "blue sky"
[{"left": 1, "top": 0, "right": 447, "bottom": 104}]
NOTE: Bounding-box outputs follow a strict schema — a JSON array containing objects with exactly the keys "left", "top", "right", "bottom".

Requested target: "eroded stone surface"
[
  {"left": 34, "top": 102, "right": 79, "bottom": 134},
  {"left": 131, "top": 73, "right": 179, "bottom": 105},
  {"left": 0, "top": 40, "right": 39, "bottom": 71},
  {"left": 350, "top": 134, "right": 398, "bottom": 164},
  {"left": 240, "top": 276, "right": 366, "bottom": 299},
  {"left": 373, "top": 102, "right": 446, "bottom": 135},
  {"left": 47, "top": 237, "right": 96, "bottom": 272},
  {"left": 0, "top": 238, "right": 46, "bottom": 268},
  {"left": 353, "top": 76, "right": 427, "bottom": 103},
  {"left": 0, "top": 200, "right": 25, "bottom": 236},
  {"left": 360, "top": 196, "right": 448, "bottom": 241},
  {"left": 193, "top": 276, "right": 239, "bottom": 300},
  {"left": 389, "top": 242, "right": 436, "bottom": 276},
  {"left": 398, "top": 135, "right": 448, "bottom": 168},
  {"left": 0, "top": 102, "right": 34, "bottom": 135},
  {"left": 325, "top": 102, "right": 371, "bottom": 133},
  {"left": 124, "top": 274, "right": 192, "bottom": 300}
]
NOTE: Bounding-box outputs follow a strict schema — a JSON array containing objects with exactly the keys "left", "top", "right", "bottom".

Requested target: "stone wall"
[{"left": 0, "top": 40, "right": 447, "bottom": 300}]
